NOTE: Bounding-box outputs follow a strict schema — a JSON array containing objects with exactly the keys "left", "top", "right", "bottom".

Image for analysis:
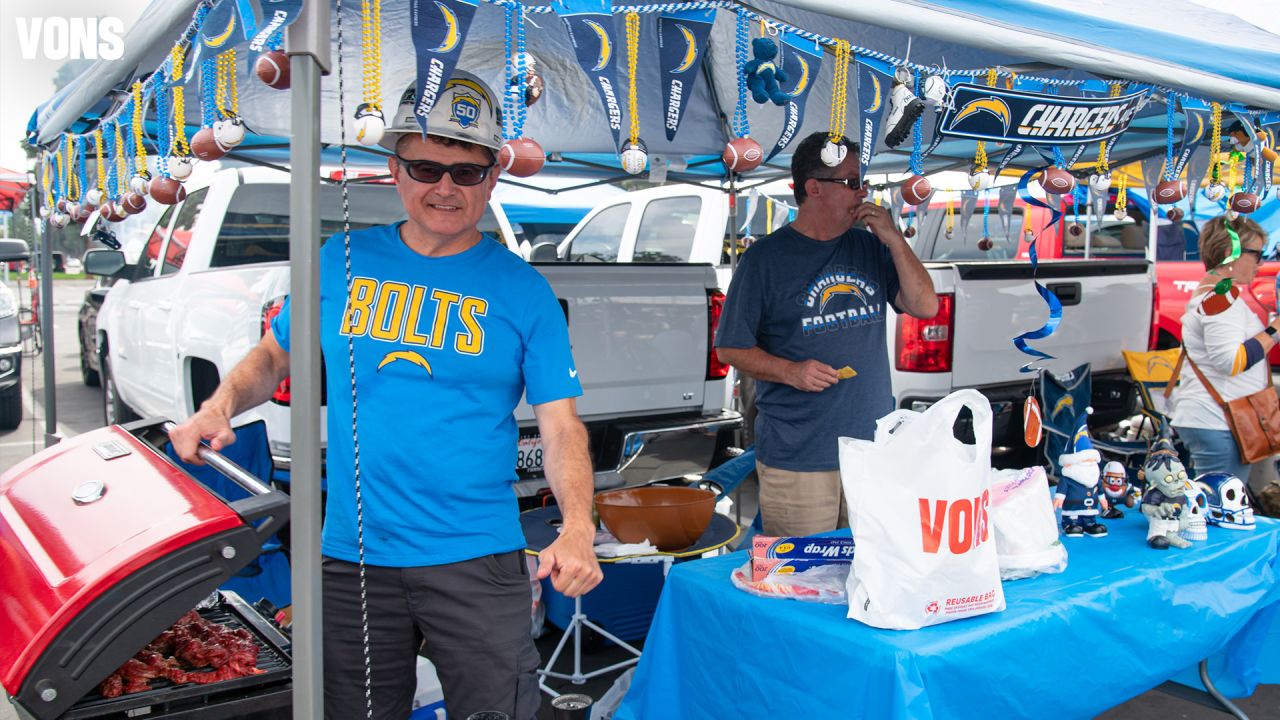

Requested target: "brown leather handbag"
[{"left": 1185, "top": 354, "right": 1280, "bottom": 463}]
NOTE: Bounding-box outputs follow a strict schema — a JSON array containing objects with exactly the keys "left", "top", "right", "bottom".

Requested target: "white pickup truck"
[
  {"left": 555, "top": 183, "right": 1156, "bottom": 460},
  {"left": 87, "top": 163, "right": 739, "bottom": 496}
]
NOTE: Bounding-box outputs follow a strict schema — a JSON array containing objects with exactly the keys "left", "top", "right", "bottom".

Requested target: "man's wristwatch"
[{"left": 1266, "top": 325, "right": 1278, "bottom": 339}]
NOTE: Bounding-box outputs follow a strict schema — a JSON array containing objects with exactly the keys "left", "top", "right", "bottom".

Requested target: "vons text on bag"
[{"left": 919, "top": 491, "right": 991, "bottom": 555}]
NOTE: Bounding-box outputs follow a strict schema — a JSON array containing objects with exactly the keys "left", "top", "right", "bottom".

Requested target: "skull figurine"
[
  {"left": 1179, "top": 479, "right": 1208, "bottom": 542},
  {"left": 1198, "top": 472, "right": 1256, "bottom": 530}
]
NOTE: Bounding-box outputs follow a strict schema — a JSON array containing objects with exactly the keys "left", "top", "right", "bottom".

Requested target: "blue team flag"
[
  {"left": 553, "top": 0, "right": 623, "bottom": 149},
  {"left": 765, "top": 32, "right": 823, "bottom": 163},
  {"left": 657, "top": 8, "right": 715, "bottom": 142},
  {"left": 408, "top": 0, "right": 480, "bottom": 136}
]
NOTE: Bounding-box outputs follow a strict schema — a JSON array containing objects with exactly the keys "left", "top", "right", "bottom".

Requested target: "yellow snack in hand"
[{"left": 837, "top": 366, "right": 857, "bottom": 379}]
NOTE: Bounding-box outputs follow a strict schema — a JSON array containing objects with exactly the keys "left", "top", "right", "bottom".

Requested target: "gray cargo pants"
[{"left": 322, "top": 552, "right": 541, "bottom": 720}]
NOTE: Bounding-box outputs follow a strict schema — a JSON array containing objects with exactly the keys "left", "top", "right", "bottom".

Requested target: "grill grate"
[{"left": 60, "top": 592, "right": 292, "bottom": 720}]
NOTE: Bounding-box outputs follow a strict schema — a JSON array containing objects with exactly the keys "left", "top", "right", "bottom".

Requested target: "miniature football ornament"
[
  {"left": 101, "top": 202, "right": 128, "bottom": 223},
  {"left": 903, "top": 226, "right": 916, "bottom": 239},
  {"left": 122, "top": 192, "right": 148, "bottom": 215},
  {"left": 977, "top": 237, "right": 994, "bottom": 251},
  {"left": 1166, "top": 208, "right": 1184, "bottom": 223},
  {"left": 149, "top": 176, "right": 188, "bottom": 205},
  {"left": 354, "top": 104, "right": 386, "bottom": 147},
  {"left": 620, "top": 139, "right": 648, "bottom": 175},
  {"left": 498, "top": 138, "right": 545, "bottom": 178},
  {"left": 191, "top": 128, "right": 229, "bottom": 162},
  {"left": 168, "top": 156, "right": 194, "bottom": 181},
  {"left": 723, "top": 137, "right": 764, "bottom": 173},
  {"left": 1230, "top": 192, "right": 1259, "bottom": 214},
  {"left": 255, "top": 50, "right": 290, "bottom": 90},
  {"left": 1068, "top": 223, "right": 1084, "bottom": 237},
  {"left": 1039, "top": 167, "right": 1076, "bottom": 195},
  {"left": 900, "top": 174, "right": 932, "bottom": 206},
  {"left": 1154, "top": 179, "right": 1186, "bottom": 204}
]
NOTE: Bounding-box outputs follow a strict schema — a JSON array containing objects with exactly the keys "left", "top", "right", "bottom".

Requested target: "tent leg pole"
[
  {"left": 38, "top": 173, "right": 55, "bottom": 448},
  {"left": 288, "top": 1, "right": 330, "bottom": 718}
]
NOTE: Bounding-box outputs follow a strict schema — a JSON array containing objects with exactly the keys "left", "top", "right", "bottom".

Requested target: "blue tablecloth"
[{"left": 615, "top": 516, "right": 1280, "bottom": 720}]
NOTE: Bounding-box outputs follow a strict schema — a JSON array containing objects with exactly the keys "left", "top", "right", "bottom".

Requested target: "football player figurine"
[
  {"left": 1100, "top": 461, "right": 1133, "bottom": 519},
  {"left": 1053, "top": 413, "right": 1109, "bottom": 537},
  {"left": 1140, "top": 451, "right": 1190, "bottom": 549}
]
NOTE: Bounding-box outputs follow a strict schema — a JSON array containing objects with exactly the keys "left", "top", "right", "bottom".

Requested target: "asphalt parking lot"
[{"left": 1, "top": 278, "right": 1277, "bottom": 720}]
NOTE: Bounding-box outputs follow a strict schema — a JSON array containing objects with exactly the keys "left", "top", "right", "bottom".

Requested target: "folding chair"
[{"left": 1121, "top": 347, "right": 1182, "bottom": 433}]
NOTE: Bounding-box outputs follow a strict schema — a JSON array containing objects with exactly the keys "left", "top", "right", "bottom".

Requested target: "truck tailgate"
[
  {"left": 517, "top": 264, "right": 715, "bottom": 422},
  {"left": 946, "top": 260, "right": 1153, "bottom": 387}
]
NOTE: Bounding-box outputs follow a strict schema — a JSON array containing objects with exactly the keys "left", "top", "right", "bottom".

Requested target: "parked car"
[
  {"left": 77, "top": 277, "right": 112, "bottom": 386},
  {"left": 0, "top": 240, "right": 31, "bottom": 430},
  {"left": 86, "top": 162, "right": 740, "bottom": 496}
]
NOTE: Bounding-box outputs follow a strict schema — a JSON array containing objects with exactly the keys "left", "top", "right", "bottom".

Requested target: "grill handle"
[{"left": 161, "top": 421, "right": 290, "bottom": 543}]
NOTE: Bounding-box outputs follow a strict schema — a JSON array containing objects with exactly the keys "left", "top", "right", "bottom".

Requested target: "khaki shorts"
[{"left": 756, "top": 461, "right": 849, "bottom": 537}]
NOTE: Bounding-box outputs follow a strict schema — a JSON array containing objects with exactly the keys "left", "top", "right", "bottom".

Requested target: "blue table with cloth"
[{"left": 615, "top": 516, "right": 1280, "bottom": 720}]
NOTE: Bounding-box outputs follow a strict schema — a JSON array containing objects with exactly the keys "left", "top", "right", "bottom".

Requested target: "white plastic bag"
[
  {"left": 989, "top": 466, "right": 1068, "bottom": 581},
  {"left": 839, "top": 389, "right": 1005, "bottom": 630}
]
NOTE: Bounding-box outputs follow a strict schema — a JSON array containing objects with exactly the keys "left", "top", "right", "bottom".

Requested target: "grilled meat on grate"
[{"left": 97, "top": 611, "right": 264, "bottom": 698}]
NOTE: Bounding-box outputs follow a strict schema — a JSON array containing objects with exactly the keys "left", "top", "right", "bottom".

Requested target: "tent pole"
[
  {"left": 287, "top": 0, "right": 331, "bottom": 717},
  {"left": 38, "top": 175, "right": 55, "bottom": 447}
]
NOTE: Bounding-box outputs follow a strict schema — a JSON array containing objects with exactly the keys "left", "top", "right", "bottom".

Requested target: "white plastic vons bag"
[{"left": 839, "top": 389, "right": 1005, "bottom": 630}]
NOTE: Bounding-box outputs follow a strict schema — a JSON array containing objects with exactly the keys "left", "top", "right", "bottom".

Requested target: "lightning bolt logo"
[
  {"left": 818, "top": 283, "right": 867, "bottom": 312},
  {"left": 203, "top": 14, "right": 238, "bottom": 49},
  {"left": 1051, "top": 394, "right": 1074, "bottom": 420},
  {"left": 864, "top": 74, "right": 882, "bottom": 113},
  {"left": 1145, "top": 356, "right": 1175, "bottom": 375},
  {"left": 430, "top": 1, "right": 461, "bottom": 53},
  {"left": 378, "top": 351, "right": 435, "bottom": 377},
  {"left": 953, "top": 97, "right": 1012, "bottom": 135},
  {"left": 584, "top": 19, "right": 612, "bottom": 71},
  {"left": 1191, "top": 113, "right": 1205, "bottom": 144},
  {"left": 788, "top": 56, "right": 811, "bottom": 98},
  {"left": 673, "top": 24, "right": 697, "bottom": 73}
]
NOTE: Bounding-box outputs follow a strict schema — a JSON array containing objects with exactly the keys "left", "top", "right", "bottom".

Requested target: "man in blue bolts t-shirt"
[
  {"left": 171, "top": 71, "right": 601, "bottom": 720},
  {"left": 715, "top": 132, "right": 939, "bottom": 537}
]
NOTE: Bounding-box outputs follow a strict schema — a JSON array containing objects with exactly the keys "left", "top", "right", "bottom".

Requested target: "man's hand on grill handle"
[{"left": 170, "top": 407, "right": 238, "bottom": 465}]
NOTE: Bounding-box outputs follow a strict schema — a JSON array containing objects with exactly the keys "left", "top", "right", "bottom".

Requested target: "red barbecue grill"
[{"left": 0, "top": 419, "right": 291, "bottom": 719}]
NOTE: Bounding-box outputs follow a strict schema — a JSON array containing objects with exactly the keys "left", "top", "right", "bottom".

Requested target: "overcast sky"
[{"left": 1, "top": 0, "right": 1276, "bottom": 175}]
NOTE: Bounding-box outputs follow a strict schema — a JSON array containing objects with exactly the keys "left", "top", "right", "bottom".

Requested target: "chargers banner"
[
  {"left": 938, "top": 84, "right": 1148, "bottom": 145},
  {"left": 246, "top": 0, "right": 304, "bottom": 61},
  {"left": 856, "top": 61, "right": 892, "bottom": 179},
  {"left": 657, "top": 8, "right": 714, "bottom": 142},
  {"left": 200, "top": 0, "right": 252, "bottom": 52},
  {"left": 555, "top": 0, "right": 623, "bottom": 149},
  {"left": 1174, "top": 105, "right": 1210, "bottom": 176},
  {"left": 766, "top": 32, "right": 823, "bottom": 162},
  {"left": 409, "top": 0, "right": 480, "bottom": 136}
]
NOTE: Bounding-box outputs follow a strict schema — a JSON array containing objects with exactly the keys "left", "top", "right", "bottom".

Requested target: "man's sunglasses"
[
  {"left": 813, "top": 176, "right": 871, "bottom": 191},
  {"left": 395, "top": 156, "right": 494, "bottom": 186}
]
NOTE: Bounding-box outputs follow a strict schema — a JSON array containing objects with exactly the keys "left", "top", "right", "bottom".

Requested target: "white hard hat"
[{"left": 379, "top": 69, "right": 503, "bottom": 153}]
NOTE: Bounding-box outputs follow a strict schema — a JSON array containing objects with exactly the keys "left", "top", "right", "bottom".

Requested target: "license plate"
[{"left": 517, "top": 435, "right": 545, "bottom": 474}]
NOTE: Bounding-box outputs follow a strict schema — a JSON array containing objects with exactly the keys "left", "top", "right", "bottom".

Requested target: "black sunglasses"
[
  {"left": 395, "top": 156, "right": 494, "bottom": 186},
  {"left": 813, "top": 176, "right": 871, "bottom": 191},
  {"left": 1241, "top": 248, "right": 1264, "bottom": 261}
]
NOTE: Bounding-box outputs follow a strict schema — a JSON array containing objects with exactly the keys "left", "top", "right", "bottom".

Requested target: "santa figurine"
[
  {"left": 1140, "top": 450, "right": 1190, "bottom": 549},
  {"left": 1100, "top": 460, "right": 1133, "bottom": 519},
  {"left": 1053, "top": 413, "right": 1110, "bottom": 537}
]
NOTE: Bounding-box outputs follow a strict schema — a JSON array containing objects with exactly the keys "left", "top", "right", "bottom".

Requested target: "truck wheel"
[
  {"left": 80, "top": 333, "right": 100, "bottom": 387},
  {"left": 102, "top": 355, "right": 139, "bottom": 425},
  {"left": 0, "top": 385, "right": 20, "bottom": 430}
]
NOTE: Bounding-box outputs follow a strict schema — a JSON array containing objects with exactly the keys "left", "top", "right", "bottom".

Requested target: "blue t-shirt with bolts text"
[
  {"left": 715, "top": 225, "right": 901, "bottom": 472},
  {"left": 272, "top": 223, "right": 581, "bottom": 567}
]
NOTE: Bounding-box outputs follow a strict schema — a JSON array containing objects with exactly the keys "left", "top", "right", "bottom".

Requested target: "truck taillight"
[
  {"left": 707, "top": 290, "right": 730, "bottom": 380},
  {"left": 1148, "top": 281, "right": 1161, "bottom": 351},
  {"left": 896, "top": 293, "right": 953, "bottom": 373},
  {"left": 261, "top": 297, "right": 291, "bottom": 405}
]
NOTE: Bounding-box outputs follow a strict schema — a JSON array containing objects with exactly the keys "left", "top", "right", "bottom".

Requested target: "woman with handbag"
[{"left": 1171, "top": 214, "right": 1278, "bottom": 483}]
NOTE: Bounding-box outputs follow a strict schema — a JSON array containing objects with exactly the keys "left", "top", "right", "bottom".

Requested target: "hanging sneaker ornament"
[
  {"left": 620, "top": 139, "right": 649, "bottom": 175},
  {"left": 168, "top": 156, "right": 194, "bottom": 181},
  {"left": 885, "top": 66, "right": 925, "bottom": 149},
  {"left": 354, "top": 104, "right": 386, "bottom": 147}
]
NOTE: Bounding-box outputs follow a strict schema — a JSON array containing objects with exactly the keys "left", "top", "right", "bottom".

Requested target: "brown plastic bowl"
[{"left": 594, "top": 486, "right": 716, "bottom": 551}]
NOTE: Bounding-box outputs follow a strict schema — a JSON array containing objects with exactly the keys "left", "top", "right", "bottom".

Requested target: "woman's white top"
[{"left": 1171, "top": 289, "right": 1269, "bottom": 431}]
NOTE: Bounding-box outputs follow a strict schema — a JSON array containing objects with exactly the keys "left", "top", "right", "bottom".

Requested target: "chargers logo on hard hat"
[{"left": 450, "top": 91, "right": 482, "bottom": 129}]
